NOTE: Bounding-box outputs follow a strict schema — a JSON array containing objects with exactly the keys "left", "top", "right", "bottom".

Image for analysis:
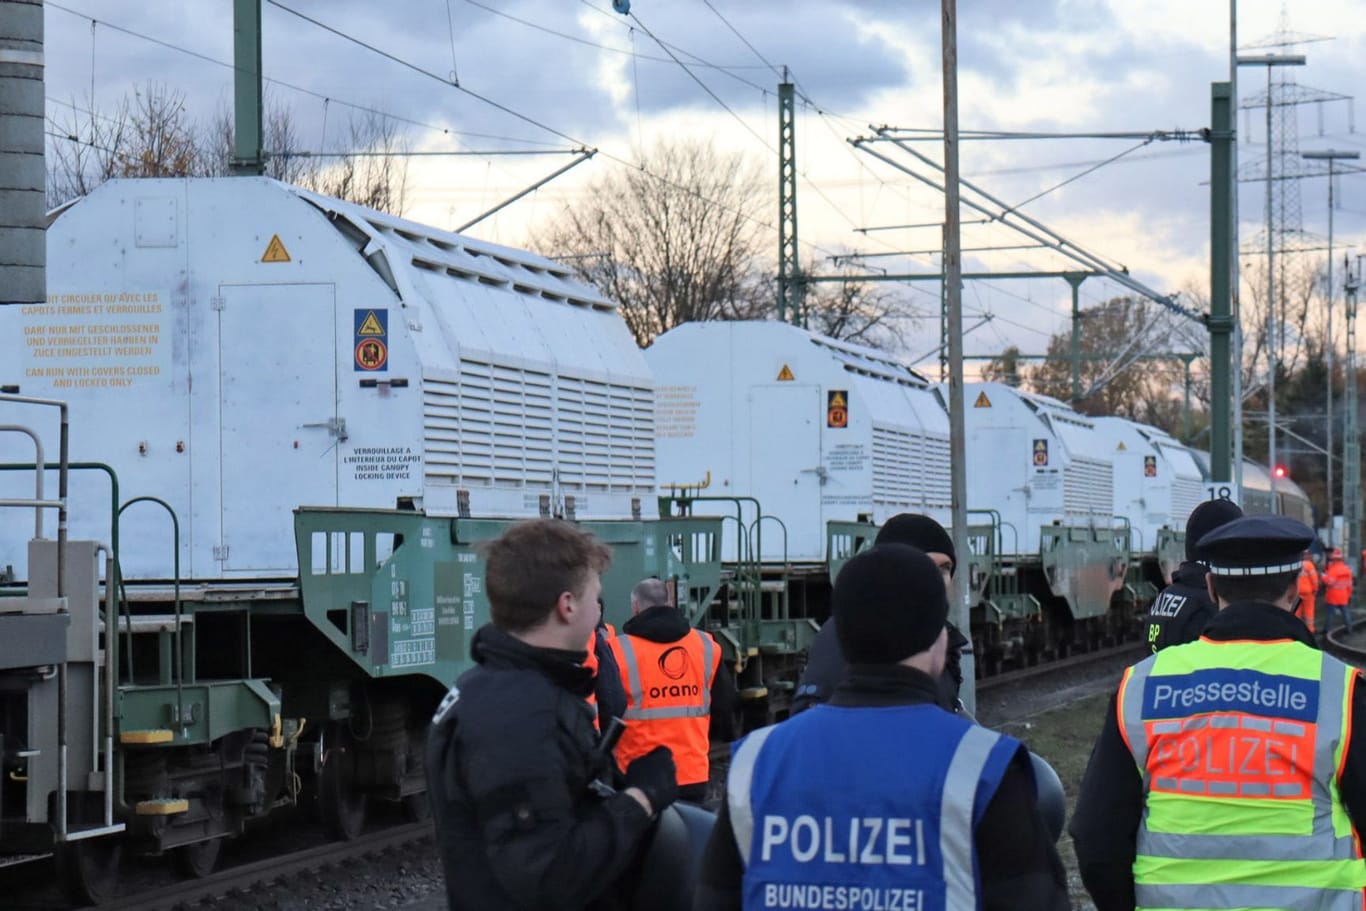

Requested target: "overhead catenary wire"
[
  {"left": 443, "top": 0, "right": 461, "bottom": 84},
  {"left": 53, "top": 0, "right": 1120, "bottom": 341},
  {"left": 855, "top": 132, "right": 1197, "bottom": 320},
  {"left": 460, "top": 0, "right": 1072, "bottom": 306},
  {"left": 699, "top": 0, "right": 783, "bottom": 79},
  {"left": 264, "top": 0, "right": 858, "bottom": 265},
  {"left": 465, "top": 0, "right": 770, "bottom": 92},
  {"left": 45, "top": 0, "right": 564, "bottom": 149},
  {"left": 1003, "top": 138, "right": 1156, "bottom": 215}
]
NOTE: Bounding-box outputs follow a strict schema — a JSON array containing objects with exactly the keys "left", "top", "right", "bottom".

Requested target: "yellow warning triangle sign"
[
  {"left": 357, "top": 311, "right": 385, "bottom": 336},
  {"left": 973, "top": 391, "right": 992, "bottom": 408},
  {"left": 829, "top": 391, "right": 847, "bottom": 407},
  {"left": 1117, "top": 441, "right": 1128, "bottom": 451},
  {"left": 776, "top": 364, "right": 795, "bottom": 381},
  {"left": 261, "top": 234, "right": 291, "bottom": 263}
]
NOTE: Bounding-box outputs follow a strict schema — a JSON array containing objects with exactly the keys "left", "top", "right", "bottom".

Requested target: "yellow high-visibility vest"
[{"left": 1118, "top": 636, "right": 1366, "bottom": 910}]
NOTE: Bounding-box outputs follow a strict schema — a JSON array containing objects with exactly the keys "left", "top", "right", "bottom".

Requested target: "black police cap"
[{"left": 1195, "top": 514, "right": 1315, "bottom": 577}]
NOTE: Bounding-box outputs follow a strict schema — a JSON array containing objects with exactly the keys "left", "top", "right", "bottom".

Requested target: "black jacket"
[
  {"left": 1143, "top": 561, "right": 1216, "bottom": 654},
  {"left": 694, "top": 665, "right": 1070, "bottom": 911},
  {"left": 1070, "top": 602, "right": 1366, "bottom": 911},
  {"left": 426, "top": 625, "right": 654, "bottom": 911},
  {"left": 790, "top": 617, "right": 968, "bottom": 715},
  {"left": 593, "top": 625, "right": 628, "bottom": 727},
  {"left": 620, "top": 604, "right": 739, "bottom": 746}
]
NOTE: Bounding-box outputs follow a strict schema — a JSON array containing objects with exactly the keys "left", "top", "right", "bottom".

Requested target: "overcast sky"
[{"left": 40, "top": 1, "right": 1366, "bottom": 368}]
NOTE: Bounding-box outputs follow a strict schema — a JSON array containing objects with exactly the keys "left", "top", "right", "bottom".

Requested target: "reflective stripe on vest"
[
  {"left": 940, "top": 725, "right": 1003, "bottom": 911},
  {"left": 609, "top": 628, "right": 720, "bottom": 785},
  {"left": 1117, "top": 637, "right": 1366, "bottom": 909},
  {"left": 726, "top": 708, "right": 1008, "bottom": 911},
  {"left": 615, "top": 630, "right": 716, "bottom": 720},
  {"left": 583, "top": 632, "right": 601, "bottom": 731},
  {"left": 728, "top": 724, "right": 777, "bottom": 867}
]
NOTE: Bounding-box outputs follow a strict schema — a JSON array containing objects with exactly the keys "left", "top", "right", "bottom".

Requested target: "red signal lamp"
[{"left": 1273, "top": 464, "right": 1288, "bottom": 479}]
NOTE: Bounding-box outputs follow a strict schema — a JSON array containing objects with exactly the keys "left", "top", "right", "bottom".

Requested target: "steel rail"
[
  {"left": 977, "top": 641, "right": 1139, "bottom": 694},
  {"left": 95, "top": 822, "right": 434, "bottom": 911}
]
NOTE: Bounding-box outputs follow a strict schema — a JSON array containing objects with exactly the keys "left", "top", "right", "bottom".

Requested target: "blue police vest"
[{"left": 727, "top": 704, "right": 1021, "bottom": 911}]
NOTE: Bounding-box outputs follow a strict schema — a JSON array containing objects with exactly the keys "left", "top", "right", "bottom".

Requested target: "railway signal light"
[{"left": 1273, "top": 464, "right": 1288, "bottom": 479}]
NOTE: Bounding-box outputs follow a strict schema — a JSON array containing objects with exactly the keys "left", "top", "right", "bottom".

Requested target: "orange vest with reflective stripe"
[
  {"left": 1323, "top": 561, "right": 1353, "bottom": 607},
  {"left": 583, "top": 632, "right": 601, "bottom": 731},
  {"left": 607, "top": 628, "right": 720, "bottom": 786}
]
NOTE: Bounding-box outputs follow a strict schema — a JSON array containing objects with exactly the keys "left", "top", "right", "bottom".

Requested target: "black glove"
[{"left": 624, "top": 746, "right": 677, "bottom": 813}]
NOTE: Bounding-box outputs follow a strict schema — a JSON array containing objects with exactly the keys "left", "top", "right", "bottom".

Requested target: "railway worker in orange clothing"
[
  {"left": 426, "top": 519, "right": 679, "bottom": 911},
  {"left": 1071, "top": 515, "right": 1366, "bottom": 911},
  {"left": 608, "top": 578, "right": 738, "bottom": 804},
  {"left": 1298, "top": 549, "right": 1320, "bottom": 636},
  {"left": 583, "top": 598, "right": 626, "bottom": 731},
  {"left": 1324, "top": 546, "right": 1355, "bottom": 634}
]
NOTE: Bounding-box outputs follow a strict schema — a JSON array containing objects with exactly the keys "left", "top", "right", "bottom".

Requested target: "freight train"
[
  {"left": 647, "top": 324, "right": 1311, "bottom": 682},
  {"left": 0, "top": 177, "right": 1311, "bottom": 903}
]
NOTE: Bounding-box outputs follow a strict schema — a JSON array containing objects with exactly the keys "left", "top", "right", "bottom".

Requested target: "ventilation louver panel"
[
  {"left": 424, "top": 361, "right": 654, "bottom": 494},
  {"left": 1063, "top": 457, "right": 1113, "bottom": 521},
  {"left": 871, "top": 425, "right": 951, "bottom": 511}
]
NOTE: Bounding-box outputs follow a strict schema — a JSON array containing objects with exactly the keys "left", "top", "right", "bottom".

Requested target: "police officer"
[
  {"left": 694, "top": 544, "right": 1069, "bottom": 911},
  {"left": 1144, "top": 498, "right": 1243, "bottom": 653},
  {"left": 1071, "top": 516, "right": 1366, "bottom": 911},
  {"left": 609, "top": 578, "right": 738, "bottom": 804},
  {"left": 426, "top": 519, "right": 679, "bottom": 911},
  {"left": 792, "top": 513, "right": 967, "bottom": 715}
]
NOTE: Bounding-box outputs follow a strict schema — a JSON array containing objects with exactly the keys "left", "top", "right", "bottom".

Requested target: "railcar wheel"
[
  {"left": 174, "top": 836, "right": 223, "bottom": 879},
  {"left": 55, "top": 836, "right": 123, "bottom": 906},
  {"left": 402, "top": 793, "right": 431, "bottom": 822},
  {"left": 319, "top": 726, "right": 367, "bottom": 841}
]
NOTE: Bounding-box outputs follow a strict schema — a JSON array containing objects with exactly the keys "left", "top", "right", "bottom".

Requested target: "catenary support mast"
[
  {"left": 941, "top": 0, "right": 974, "bottom": 714},
  {"left": 0, "top": 0, "right": 45, "bottom": 304}
]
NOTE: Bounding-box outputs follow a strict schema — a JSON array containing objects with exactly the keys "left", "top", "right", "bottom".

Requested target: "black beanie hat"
[
  {"left": 1184, "top": 499, "right": 1244, "bottom": 561},
  {"left": 834, "top": 543, "right": 950, "bottom": 665},
  {"left": 875, "top": 513, "right": 956, "bottom": 576}
]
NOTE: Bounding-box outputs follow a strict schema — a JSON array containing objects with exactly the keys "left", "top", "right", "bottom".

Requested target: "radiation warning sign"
[
  {"left": 1144, "top": 455, "right": 1157, "bottom": 478},
  {"left": 1032, "top": 438, "right": 1049, "bottom": 467},
  {"left": 973, "top": 391, "right": 992, "bottom": 408},
  {"left": 354, "top": 308, "right": 388, "bottom": 372},
  {"left": 777, "top": 364, "right": 795, "bottom": 381},
  {"left": 261, "top": 234, "right": 291, "bottom": 263},
  {"left": 827, "top": 390, "right": 849, "bottom": 429}
]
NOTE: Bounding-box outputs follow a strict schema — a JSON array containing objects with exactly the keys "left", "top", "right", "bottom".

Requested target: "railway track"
[
  {"left": 976, "top": 641, "right": 1139, "bottom": 694},
  {"left": 1324, "top": 624, "right": 1366, "bottom": 666},
  {"left": 95, "top": 822, "right": 433, "bottom": 911}
]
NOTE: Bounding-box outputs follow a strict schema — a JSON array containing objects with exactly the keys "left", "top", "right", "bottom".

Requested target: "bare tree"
[
  {"left": 47, "top": 86, "right": 408, "bottom": 216},
  {"left": 48, "top": 83, "right": 208, "bottom": 206},
  {"left": 118, "top": 83, "right": 206, "bottom": 178},
  {"left": 981, "top": 344, "right": 1026, "bottom": 387},
  {"left": 205, "top": 94, "right": 316, "bottom": 185},
  {"left": 1027, "top": 296, "right": 1190, "bottom": 432},
  {"left": 534, "top": 138, "right": 769, "bottom": 347},
  {"left": 801, "top": 276, "right": 918, "bottom": 349},
  {"left": 47, "top": 94, "right": 133, "bottom": 207},
  {"left": 313, "top": 111, "right": 410, "bottom": 215}
]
